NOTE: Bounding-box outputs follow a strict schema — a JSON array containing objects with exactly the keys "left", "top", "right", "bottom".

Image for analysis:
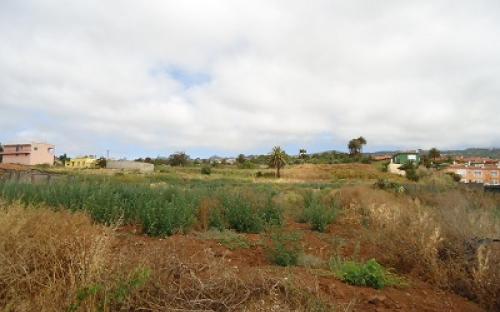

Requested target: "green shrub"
[
  {"left": 222, "top": 194, "right": 263, "bottom": 233},
  {"left": 255, "top": 171, "right": 274, "bottom": 178},
  {"left": 329, "top": 258, "right": 403, "bottom": 289},
  {"left": 266, "top": 229, "right": 302, "bottom": 266},
  {"left": 208, "top": 206, "right": 226, "bottom": 231},
  {"left": 214, "top": 188, "right": 282, "bottom": 233},
  {"left": 301, "top": 192, "right": 338, "bottom": 232},
  {"left": 400, "top": 163, "right": 419, "bottom": 181},
  {"left": 238, "top": 160, "right": 255, "bottom": 169},
  {"left": 446, "top": 172, "right": 462, "bottom": 182},
  {"left": 200, "top": 166, "right": 211, "bottom": 175},
  {"left": 374, "top": 179, "right": 405, "bottom": 193},
  {"left": 259, "top": 197, "right": 283, "bottom": 226},
  {"left": 380, "top": 161, "right": 390, "bottom": 172}
]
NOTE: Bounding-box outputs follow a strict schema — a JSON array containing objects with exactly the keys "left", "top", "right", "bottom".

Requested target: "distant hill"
[
  {"left": 369, "top": 148, "right": 500, "bottom": 159},
  {"left": 441, "top": 148, "right": 500, "bottom": 159}
]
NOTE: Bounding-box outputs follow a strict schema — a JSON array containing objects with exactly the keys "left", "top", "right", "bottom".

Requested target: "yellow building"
[{"left": 65, "top": 157, "right": 98, "bottom": 169}]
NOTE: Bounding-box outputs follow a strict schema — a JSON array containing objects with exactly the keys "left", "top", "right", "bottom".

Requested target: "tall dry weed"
[
  {"left": 0, "top": 201, "right": 345, "bottom": 311},
  {"left": 338, "top": 186, "right": 500, "bottom": 310},
  {"left": 0, "top": 201, "right": 111, "bottom": 311}
]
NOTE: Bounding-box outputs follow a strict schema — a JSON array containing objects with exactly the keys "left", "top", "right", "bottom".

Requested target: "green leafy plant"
[
  {"left": 223, "top": 195, "right": 263, "bottom": 233},
  {"left": 329, "top": 258, "right": 403, "bottom": 289},
  {"left": 301, "top": 192, "right": 338, "bottom": 232},
  {"left": 68, "top": 267, "right": 151, "bottom": 311},
  {"left": 200, "top": 165, "right": 212, "bottom": 175},
  {"left": 265, "top": 229, "right": 302, "bottom": 266}
]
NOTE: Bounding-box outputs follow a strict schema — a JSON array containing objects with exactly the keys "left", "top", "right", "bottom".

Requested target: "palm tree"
[
  {"left": 348, "top": 139, "right": 359, "bottom": 155},
  {"left": 269, "top": 146, "right": 287, "bottom": 178},
  {"left": 299, "top": 148, "right": 308, "bottom": 162},
  {"left": 357, "top": 136, "right": 367, "bottom": 153},
  {"left": 348, "top": 137, "right": 367, "bottom": 156},
  {"left": 428, "top": 148, "right": 441, "bottom": 163}
]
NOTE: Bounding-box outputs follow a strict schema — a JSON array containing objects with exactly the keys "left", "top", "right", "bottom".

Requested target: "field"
[{"left": 0, "top": 163, "right": 499, "bottom": 311}]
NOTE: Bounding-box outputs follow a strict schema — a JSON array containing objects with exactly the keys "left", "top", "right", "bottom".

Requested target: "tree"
[
  {"left": 168, "top": 152, "right": 190, "bottom": 166},
  {"left": 237, "top": 154, "right": 246, "bottom": 164},
  {"left": 58, "top": 153, "right": 70, "bottom": 164},
  {"left": 348, "top": 136, "right": 367, "bottom": 156},
  {"left": 96, "top": 157, "right": 107, "bottom": 168},
  {"left": 269, "top": 146, "right": 287, "bottom": 178},
  {"left": 428, "top": 148, "right": 441, "bottom": 163},
  {"left": 299, "top": 148, "right": 308, "bottom": 162}
]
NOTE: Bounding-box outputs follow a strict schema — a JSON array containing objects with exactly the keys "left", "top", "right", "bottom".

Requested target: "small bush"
[
  {"left": 400, "top": 163, "right": 419, "bottom": 181},
  {"left": 380, "top": 161, "right": 390, "bottom": 172},
  {"left": 329, "top": 258, "right": 403, "bottom": 289},
  {"left": 265, "top": 229, "right": 302, "bottom": 266},
  {"left": 446, "top": 172, "right": 462, "bottom": 182},
  {"left": 200, "top": 166, "right": 211, "bottom": 175},
  {"left": 301, "top": 192, "right": 338, "bottom": 232},
  {"left": 238, "top": 161, "right": 255, "bottom": 169},
  {"left": 222, "top": 195, "right": 263, "bottom": 233},
  {"left": 259, "top": 197, "right": 283, "bottom": 226},
  {"left": 374, "top": 179, "right": 405, "bottom": 193},
  {"left": 255, "top": 171, "right": 274, "bottom": 178}
]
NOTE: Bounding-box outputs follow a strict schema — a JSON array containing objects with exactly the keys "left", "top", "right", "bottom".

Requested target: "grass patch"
[{"left": 198, "top": 229, "right": 251, "bottom": 250}]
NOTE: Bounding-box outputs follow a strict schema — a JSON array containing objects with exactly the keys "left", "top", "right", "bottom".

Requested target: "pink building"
[{"left": 1, "top": 143, "right": 55, "bottom": 166}]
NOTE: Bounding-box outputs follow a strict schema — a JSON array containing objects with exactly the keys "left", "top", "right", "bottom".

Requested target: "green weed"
[
  {"left": 265, "top": 229, "right": 302, "bottom": 266},
  {"left": 329, "top": 257, "right": 403, "bottom": 289}
]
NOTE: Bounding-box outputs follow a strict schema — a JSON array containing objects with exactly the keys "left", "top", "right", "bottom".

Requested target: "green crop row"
[{"left": 0, "top": 178, "right": 282, "bottom": 236}]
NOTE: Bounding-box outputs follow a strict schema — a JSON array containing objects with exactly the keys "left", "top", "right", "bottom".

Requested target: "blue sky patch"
[{"left": 152, "top": 65, "right": 211, "bottom": 89}]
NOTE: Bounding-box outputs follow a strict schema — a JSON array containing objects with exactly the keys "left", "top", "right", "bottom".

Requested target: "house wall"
[
  {"left": 447, "top": 166, "right": 500, "bottom": 185},
  {"left": 66, "top": 158, "right": 97, "bottom": 169},
  {"left": 392, "top": 154, "right": 420, "bottom": 165},
  {"left": 2, "top": 153, "right": 31, "bottom": 165},
  {"left": 1, "top": 144, "right": 32, "bottom": 165},
  {"left": 388, "top": 163, "right": 406, "bottom": 176},
  {"left": 106, "top": 160, "right": 154, "bottom": 173},
  {"left": 1, "top": 143, "right": 54, "bottom": 166},
  {"left": 29, "top": 143, "right": 55, "bottom": 165}
]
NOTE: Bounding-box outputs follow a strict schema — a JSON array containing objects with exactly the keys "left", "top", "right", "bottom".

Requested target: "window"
[
  {"left": 476, "top": 179, "right": 483, "bottom": 183},
  {"left": 474, "top": 171, "right": 482, "bottom": 177},
  {"left": 34, "top": 147, "right": 38, "bottom": 151},
  {"left": 492, "top": 171, "right": 498, "bottom": 177}
]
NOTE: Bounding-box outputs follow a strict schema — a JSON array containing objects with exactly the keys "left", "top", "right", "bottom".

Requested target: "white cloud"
[{"left": 1, "top": 0, "right": 499, "bottom": 156}]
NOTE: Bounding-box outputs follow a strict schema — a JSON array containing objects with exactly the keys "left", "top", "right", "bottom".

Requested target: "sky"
[{"left": 1, "top": 0, "right": 499, "bottom": 159}]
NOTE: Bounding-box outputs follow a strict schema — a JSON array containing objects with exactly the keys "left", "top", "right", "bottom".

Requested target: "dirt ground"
[{"left": 114, "top": 221, "right": 484, "bottom": 312}]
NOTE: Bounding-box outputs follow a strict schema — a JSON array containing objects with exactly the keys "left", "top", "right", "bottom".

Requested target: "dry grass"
[
  {"left": 282, "top": 164, "right": 405, "bottom": 183},
  {"left": 338, "top": 186, "right": 500, "bottom": 310},
  {"left": 0, "top": 201, "right": 110, "bottom": 311},
  {"left": 0, "top": 201, "right": 348, "bottom": 311}
]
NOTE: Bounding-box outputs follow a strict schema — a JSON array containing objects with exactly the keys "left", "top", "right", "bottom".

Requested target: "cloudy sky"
[{"left": 1, "top": 0, "right": 499, "bottom": 158}]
